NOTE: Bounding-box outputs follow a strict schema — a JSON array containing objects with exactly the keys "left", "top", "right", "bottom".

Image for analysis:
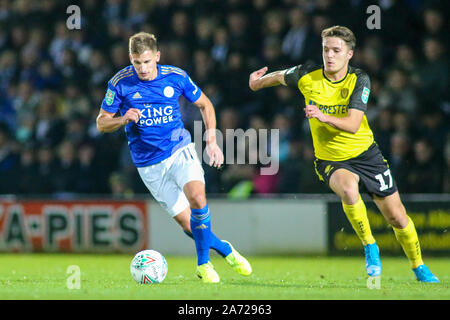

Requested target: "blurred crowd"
[{"left": 0, "top": 0, "right": 448, "bottom": 198}]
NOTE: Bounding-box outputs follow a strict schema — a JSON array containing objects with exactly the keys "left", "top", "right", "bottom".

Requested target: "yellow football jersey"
[{"left": 285, "top": 62, "right": 374, "bottom": 161}]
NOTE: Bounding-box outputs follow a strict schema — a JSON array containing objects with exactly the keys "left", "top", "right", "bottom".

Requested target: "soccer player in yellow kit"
[{"left": 249, "top": 26, "right": 439, "bottom": 282}]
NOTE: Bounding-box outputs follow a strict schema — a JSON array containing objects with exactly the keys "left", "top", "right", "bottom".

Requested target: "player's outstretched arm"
[
  {"left": 96, "top": 107, "right": 141, "bottom": 133},
  {"left": 249, "top": 66, "right": 287, "bottom": 91},
  {"left": 193, "top": 92, "right": 224, "bottom": 168}
]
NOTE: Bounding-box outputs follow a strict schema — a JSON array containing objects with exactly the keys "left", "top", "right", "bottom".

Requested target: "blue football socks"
[
  {"left": 189, "top": 204, "right": 232, "bottom": 265},
  {"left": 210, "top": 233, "right": 232, "bottom": 257},
  {"left": 190, "top": 204, "right": 212, "bottom": 265}
]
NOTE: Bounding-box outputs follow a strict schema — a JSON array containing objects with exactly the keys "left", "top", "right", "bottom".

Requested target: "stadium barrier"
[
  {"left": 149, "top": 197, "right": 328, "bottom": 256},
  {"left": 0, "top": 199, "right": 148, "bottom": 253},
  {"left": 0, "top": 195, "right": 448, "bottom": 256},
  {"left": 328, "top": 194, "right": 450, "bottom": 257}
]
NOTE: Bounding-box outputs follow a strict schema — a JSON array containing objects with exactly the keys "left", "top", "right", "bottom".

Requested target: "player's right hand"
[
  {"left": 249, "top": 66, "right": 268, "bottom": 91},
  {"left": 122, "top": 108, "right": 141, "bottom": 125},
  {"left": 305, "top": 104, "right": 326, "bottom": 122},
  {"left": 206, "top": 141, "right": 224, "bottom": 168}
]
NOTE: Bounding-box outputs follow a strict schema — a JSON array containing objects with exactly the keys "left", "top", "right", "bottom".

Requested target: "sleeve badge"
[
  {"left": 105, "top": 88, "right": 115, "bottom": 106},
  {"left": 361, "top": 87, "right": 370, "bottom": 104}
]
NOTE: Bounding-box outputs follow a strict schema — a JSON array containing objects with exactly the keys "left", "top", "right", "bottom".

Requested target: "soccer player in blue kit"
[{"left": 96, "top": 32, "right": 252, "bottom": 283}]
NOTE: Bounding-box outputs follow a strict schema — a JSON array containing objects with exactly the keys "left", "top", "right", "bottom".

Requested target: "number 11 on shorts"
[{"left": 375, "top": 169, "right": 393, "bottom": 191}]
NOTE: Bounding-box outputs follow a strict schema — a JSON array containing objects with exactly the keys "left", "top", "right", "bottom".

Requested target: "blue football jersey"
[{"left": 101, "top": 64, "right": 202, "bottom": 167}]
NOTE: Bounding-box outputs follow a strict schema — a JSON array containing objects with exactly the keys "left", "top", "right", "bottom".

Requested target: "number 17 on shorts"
[{"left": 375, "top": 169, "right": 393, "bottom": 192}]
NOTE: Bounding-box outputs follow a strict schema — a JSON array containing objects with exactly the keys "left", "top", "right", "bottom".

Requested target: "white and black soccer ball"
[{"left": 130, "top": 249, "right": 168, "bottom": 284}]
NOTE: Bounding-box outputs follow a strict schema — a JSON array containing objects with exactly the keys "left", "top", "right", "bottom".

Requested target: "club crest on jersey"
[
  {"left": 105, "top": 89, "right": 115, "bottom": 105},
  {"left": 362, "top": 87, "right": 370, "bottom": 104},
  {"left": 164, "top": 86, "right": 174, "bottom": 98},
  {"left": 340, "top": 88, "right": 349, "bottom": 99}
]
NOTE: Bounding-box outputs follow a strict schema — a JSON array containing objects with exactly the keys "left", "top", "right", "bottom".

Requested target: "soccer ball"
[{"left": 130, "top": 249, "right": 168, "bottom": 284}]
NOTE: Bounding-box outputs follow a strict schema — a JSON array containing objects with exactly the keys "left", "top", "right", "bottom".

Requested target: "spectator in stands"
[
  {"left": 419, "top": 109, "right": 448, "bottom": 153},
  {"left": 60, "top": 82, "right": 91, "bottom": 118},
  {"left": 263, "top": 9, "right": 286, "bottom": 41},
  {"left": 35, "top": 144, "right": 56, "bottom": 194},
  {"left": 170, "top": 11, "right": 195, "bottom": 50},
  {"left": 422, "top": 7, "right": 446, "bottom": 42},
  {"left": 52, "top": 139, "right": 79, "bottom": 195},
  {"left": 211, "top": 27, "right": 229, "bottom": 65},
  {"left": 87, "top": 50, "right": 112, "bottom": 87},
  {"left": 0, "top": 50, "right": 18, "bottom": 91},
  {"left": 372, "top": 109, "right": 394, "bottom": 160},
  {"left": 15, "top": 112, "right": 34, "bottom": 144},
  {"left": 75, "top": 142, "right": 99, "bottom": 194},
  {"left": 14, "top": 144, "right": 38, "bottom": 194},
  {"left": 49, "top": 21, "right": 73, "bottom": 67},
  {"left": 227, "top": 11, "right": 253, "bottom": 54},
  {"left": 0, "top": 124, "right": 19, "bottom": 194},
  {"left": 125, "top": 0, "right": 147, "bottom": 31},
  {"left": 272, "top": 113, "right": 293, "bottom": 164},
  {"left": 392, "top": 110, "right": 419, "bottom": 142},
  {"left": 377, "top": 68, "right": 419, "bottom": 114},
  {"left": 33, "top": 90, "right": 65, "bottom": 147},
  {"left": 282, "top": 7, "right": 309, "bottom": 63},
  {"left": 110, "top": 44, "right": 130, "bottom": 70},
  {"left": 298, "top": 142, "right": 327, "bottom": 193},
  {"left": 393, "top": 44, "right": 419, "bottom": 80},
  {"left": 194, "top": 17, "right": 215, "bottom": 50},
  {"left": 360, "top": 46, "right": 383, "bottom": 80},
  {"left": 262, "top": 37, "right": 286, "bottom": 71},
  {"left": 417, "top": 37, "right": 448, "bottom": 105},
  {"left": 221, "top": 51, "right": 251, "bottom": 106},
  {"left": 57, "top": 48, "right": 88, "bottom": 89},
  {"left": 443, "top": 136, "right": 450, "bottom": 193},
  {"left": 109, "top": 171, "right": 134, "bottom": 198},
  {"left": 278, "top": 139, "right": 303, "bottom": 193},
  {"left": 389, "top": 132, "right": 413, "bottom": 192},
  {"left": 12, "top": 81, "right": 40, "bottom": 117},
  {"left": 407, "top": 138, "right": 442, "bottom": 193},
  {"left": 35, "top": 59, "right": 61, "bottom": 91}
]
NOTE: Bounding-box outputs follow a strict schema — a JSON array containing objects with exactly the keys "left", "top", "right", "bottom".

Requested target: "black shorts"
[{"left": 314, "top": 143, "right": 398, "bottom": 197}]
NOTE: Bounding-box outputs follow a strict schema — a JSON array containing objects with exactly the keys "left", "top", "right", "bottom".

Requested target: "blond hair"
[
  {"left": 321, "top": 26, "right": 356, "bottom": 50},
  {"left": 129, "top": 32, "right": 158, "bottom": 54}
]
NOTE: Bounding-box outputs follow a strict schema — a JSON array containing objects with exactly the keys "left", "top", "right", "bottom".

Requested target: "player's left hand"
[
  {"left": 205, "top": 142, "right": 224, "bottom": 168},
  {"left": 304, "top": 104, "right": 326, "bottom": 122}
]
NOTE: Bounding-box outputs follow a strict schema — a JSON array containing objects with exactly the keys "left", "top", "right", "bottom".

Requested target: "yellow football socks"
[
  {"left": 393, "top": 216, "right": 423, "bottom": 269},
  {"left": 342, "top": 196, "right": 376, "bottom": 246}
]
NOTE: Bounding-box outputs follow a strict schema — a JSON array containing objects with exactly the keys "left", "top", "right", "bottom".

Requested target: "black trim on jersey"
[
  {"left": 322, "top": 67, "right": 349, "bottom": 84},
  {"left": 348, "top": 67, "right": 371, "bottom": 112},
  {"left": 284, "top": 61, "right": 320, "bottom": 88},
  {"left": 284, "top": 63, "right": 371, "bottom": 113}
]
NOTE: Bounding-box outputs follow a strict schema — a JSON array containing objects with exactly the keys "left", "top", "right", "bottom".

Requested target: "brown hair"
[
  {"left": 321, "top": 26, "right": 356, "bottom": 50},
  {"left": 129, "top": 32, "right": 158, "bottom": 54}
]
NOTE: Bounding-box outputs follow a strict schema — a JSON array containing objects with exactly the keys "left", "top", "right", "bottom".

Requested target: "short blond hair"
[
  {"left": 321, "top": 26, "right": 356, "bottom": 50},
  {"left": 129, "top": 32, "right": 158, "bottom": 54}
]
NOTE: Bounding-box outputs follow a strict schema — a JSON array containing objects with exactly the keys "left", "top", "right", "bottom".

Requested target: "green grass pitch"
[{"left": 0, "top": 253, "right": 448, "bottom": 300}]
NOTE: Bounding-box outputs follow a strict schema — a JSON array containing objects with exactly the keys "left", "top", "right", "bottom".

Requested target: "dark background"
[{"left": 0, "top": 0, "right": 448, "bottom": 199}]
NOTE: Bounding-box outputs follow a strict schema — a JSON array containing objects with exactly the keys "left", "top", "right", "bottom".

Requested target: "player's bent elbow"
[
  {"left": 96, "top": 114, "right": 115, "bottom": 133},
  {"left": 349, "top": 126, "right": 360, "bottom": 134},
  {"left": 97, "top": 123, "right": 117, "bottom": 134},
  {"left": 96, "top": 123, "right": 106, "bottom": 133},
  {"left": 96, "top": 119, "right": 110, "bottom": 134},
  {"left": 344, "top": 117, "right": 362, "bottom": 134},
  {"left": 96, "top": 118, "right": 104, "bottom": 133}
]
